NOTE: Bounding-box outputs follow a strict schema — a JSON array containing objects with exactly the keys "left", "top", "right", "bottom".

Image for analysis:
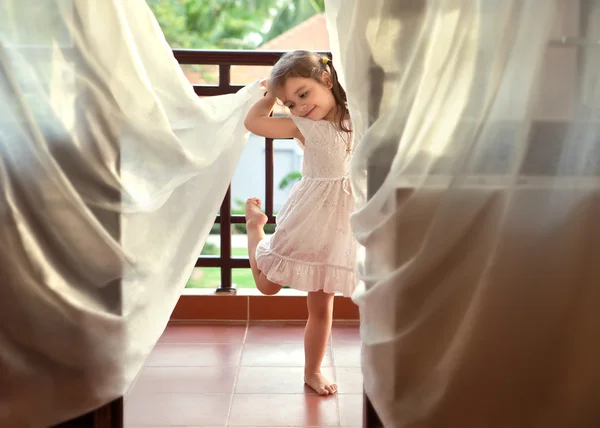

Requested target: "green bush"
[
  {"left": 279, "top": 171, "right": 302, "bottom": 190},
  {"left": 232, "top": 206, "right": 246, "bottom": 234},
  {"left": 201, "top": 242, "right": 219, "bottom": 255}
]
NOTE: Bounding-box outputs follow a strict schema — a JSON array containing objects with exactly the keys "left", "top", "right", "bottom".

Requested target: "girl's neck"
[{"left": 324, "top": 105, "right": 347, "bottom": 123}]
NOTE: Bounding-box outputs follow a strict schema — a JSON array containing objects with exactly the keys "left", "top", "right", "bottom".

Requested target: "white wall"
[{"left": 230, "top": 134, "right": 304, "bottom": 212}]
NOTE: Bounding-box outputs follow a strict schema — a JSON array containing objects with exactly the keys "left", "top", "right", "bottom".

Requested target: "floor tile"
[
  {"left": 245, "top": 322, "right": 313, "bottom": 343},
  {"left": 332, "top": 342, "right": 361, "bottom": 367},
  {"left": 145, "top": 343, "right": 242, "bottom": 367},
  {"left": 331, "top": 323, "right": 361, "bottom": 343},
  {"left": 228, "top": 393, "right": 339, "bottom": 426},
  {"left": 335, "top": 367, "right": 363, "bottom": 394},
  {"left": 235, "top": 366, "right": 335, "bottom": 394},
  {"left": 126, "top": 324, "right": 360, "bottom": 427},
  {"left": 125, "top": 393, "right": 230, "bottom": 426},
  {"left": 128, "top": 366, "right": 237, "bottom": 394},
  {"left": 159, "top": 323, "right": 246, "bottom": 344},
  {"left": 240, "top": 342, "right": 333, "bottom": 367},
  {"left": 338, "top": 394, "right": 363, "bottom": 426}
]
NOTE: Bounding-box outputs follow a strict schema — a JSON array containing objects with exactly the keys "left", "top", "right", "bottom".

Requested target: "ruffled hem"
[{"left": 256, "top": 249, "right": 356, "bottom": 297}]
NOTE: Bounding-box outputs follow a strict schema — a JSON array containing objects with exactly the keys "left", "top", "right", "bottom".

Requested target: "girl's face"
[{"left": 276, "top": 74, "right": 336, "bottom": 121}]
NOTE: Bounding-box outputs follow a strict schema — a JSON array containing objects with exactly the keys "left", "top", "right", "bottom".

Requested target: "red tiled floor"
[
  {"left": 245, "top": 321, "right": 310, "bottom": 343},
  {"left": 335, "top": 367, "right": 364, "bottom": 394},
  {"left": 332, "top": 341, "right": 362, "bottom": 367},
  {"left": 130, "top": 366, "right": 237, "bottom": 394},
  {"left": 228, "top": 393, "right": 339, "bottom": 427},
  {"left": 332, "top": 323, "right": 361, "bottom": 343},
  {"left": 158, "top": 323, "right": 246, "bottom": 344},
  {"left": 338, "top": 394, "right": 364, "bottom": 426},
  {"left": 125, "top": 321, "right": 362, "bottom": 427},
  {"left": 125, "top": 393, "right": 230, "bottom": 426},
  {"left": 146, "top": 343, "right": 243, "bottom": 367},
  {"left": 241, "top": 342, "right": 333, "bottom": 367}
]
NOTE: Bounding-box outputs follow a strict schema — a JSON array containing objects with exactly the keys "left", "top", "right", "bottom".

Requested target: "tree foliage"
[
  {"left": 279, "top": 171, "right": 302, "bottom": 190},
  {"left": 147, "top": 0, "right": 324, "bottom": 49},
  {"left": 263, "top": 0, "right": 325, "bottom": 44}
]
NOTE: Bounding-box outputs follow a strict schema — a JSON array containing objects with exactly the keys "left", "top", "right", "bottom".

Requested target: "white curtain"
[
  {"left": 0, "top": 1, "right": 262, "bottom": 426},
  {"left": 326, "top": 0, "right": 600, "bottom": 427}
]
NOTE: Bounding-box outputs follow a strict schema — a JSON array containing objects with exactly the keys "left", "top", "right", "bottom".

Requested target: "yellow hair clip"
[{"left": 322, "top": 57, "right": 329, "bottom": 65}]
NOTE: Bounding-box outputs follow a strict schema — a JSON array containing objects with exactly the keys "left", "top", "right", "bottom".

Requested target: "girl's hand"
[
  {"left": 245, "top": 78, "right": 300, "bottom": 140},
  {"left": 260, "top": 78, "right": 273, "bottom": 98}
]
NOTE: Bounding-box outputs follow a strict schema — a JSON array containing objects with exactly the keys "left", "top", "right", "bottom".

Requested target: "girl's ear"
[{"left": 321, "top": 71, "right": 333, "bottom": 89}]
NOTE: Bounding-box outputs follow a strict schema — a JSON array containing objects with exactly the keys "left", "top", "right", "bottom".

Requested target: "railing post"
[
  {"left": 218, "top": 64, "right": 231, "bottom": 89},
  {"left": 265, "top": 137, "right": 274, "bottom": 221},
  {"left": 216, "top": 186, "right": 235, "bottom": 293}
]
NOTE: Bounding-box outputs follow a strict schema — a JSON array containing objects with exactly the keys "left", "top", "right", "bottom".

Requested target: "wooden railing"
[{"left": 173, "top": 49, "right": 329, "bottom": 293}]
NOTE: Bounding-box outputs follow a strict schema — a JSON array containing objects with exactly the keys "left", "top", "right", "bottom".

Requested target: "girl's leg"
[
  {"left": 245, "top": 198, "right": 282, "bottom": 295},
  {"left": 304, "top": 290, "right": 337, "bottom": 395}
]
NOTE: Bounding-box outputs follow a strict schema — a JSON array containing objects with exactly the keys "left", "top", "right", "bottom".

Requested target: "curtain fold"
[
  {"left": 326, "top": 0, "right": 600, "bottom": 426},
  {"left": 0, "top": 1, "right": 262, "bottom": 426}
]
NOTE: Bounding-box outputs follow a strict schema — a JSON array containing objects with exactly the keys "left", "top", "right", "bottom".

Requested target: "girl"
[{"left": 244, "top": 50, "right": 357, "bottom": 396}]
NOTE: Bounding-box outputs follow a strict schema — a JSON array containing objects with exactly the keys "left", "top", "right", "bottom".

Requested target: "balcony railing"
[{"left": 172, "top": 49, "right": 330, "bottom": 293}]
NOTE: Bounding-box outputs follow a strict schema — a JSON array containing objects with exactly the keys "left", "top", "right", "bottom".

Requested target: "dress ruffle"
[{"left": 256, "top": 246, "right": 356, "bottom": 297}]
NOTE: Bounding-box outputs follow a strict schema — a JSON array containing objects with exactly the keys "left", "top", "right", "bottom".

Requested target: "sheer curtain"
[
  {"left": 0, "top": 1, "right": 262, "bottom": 426},
  {"left": 326, "top": 0, "right": 600, "bottom": 426}
]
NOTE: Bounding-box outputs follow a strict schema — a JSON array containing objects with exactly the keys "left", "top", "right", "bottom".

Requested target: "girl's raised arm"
[{"left": 244, "top": 91, "right": 302, "bottom": 141}]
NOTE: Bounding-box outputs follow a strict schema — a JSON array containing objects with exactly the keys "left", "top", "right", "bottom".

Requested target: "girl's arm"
[{"left": 244, "top": 92, "right": 302, "bottom": 140}]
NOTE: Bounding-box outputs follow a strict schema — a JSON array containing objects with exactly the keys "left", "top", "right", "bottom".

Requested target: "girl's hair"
[{"left": 269, "top": 50, "right": 351, "bottom": 133}]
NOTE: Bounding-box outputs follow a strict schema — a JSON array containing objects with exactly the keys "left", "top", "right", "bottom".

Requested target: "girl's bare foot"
[
  {"left": 245, "top": 197, "right": 268, "bottom": 227},
  {"left": 245, "top": 197, "right": 281, "bottom": 295},
  {"left": 304, "top": 372, "right": 338, "bottom": 396}
]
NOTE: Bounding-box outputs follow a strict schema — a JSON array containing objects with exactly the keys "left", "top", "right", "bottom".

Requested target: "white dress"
[{"left": 255, "top": 115, "right": 357, "bottom": 297}]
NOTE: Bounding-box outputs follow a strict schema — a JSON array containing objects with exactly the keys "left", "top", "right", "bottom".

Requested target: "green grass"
[
  {"left": 233, "top": 268, "right": 256, "bottom": 288},
  {"left": 186, "top": 267, "right": 257, "bottom": 289},
  {"left": 186, "top": 247, "right": 254, "bottom": 288},
  {"left": 200, "top": 246, "right": 248, "bottom": 258}
]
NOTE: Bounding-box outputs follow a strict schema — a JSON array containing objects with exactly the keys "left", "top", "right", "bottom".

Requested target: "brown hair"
[{"left": 269, "top": 50, "right": 351, "bottom": 133}]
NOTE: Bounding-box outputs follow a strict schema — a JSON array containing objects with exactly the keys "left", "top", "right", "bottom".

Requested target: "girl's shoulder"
[
  {"left": 289, "top": 114, "right": 317, "bottom": 139},
  {"left": 290, "top": 115, "right": 353, "bottom": 141}
]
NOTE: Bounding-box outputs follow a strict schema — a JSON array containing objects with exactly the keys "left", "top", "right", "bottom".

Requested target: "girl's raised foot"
[{"left": 245, "top": 197, "right": 268, "bottom": 226}]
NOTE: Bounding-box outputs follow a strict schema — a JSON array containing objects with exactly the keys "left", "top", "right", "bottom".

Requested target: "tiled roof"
[{"left": 260, "top": 13, "right": 329, "bottom": 51}]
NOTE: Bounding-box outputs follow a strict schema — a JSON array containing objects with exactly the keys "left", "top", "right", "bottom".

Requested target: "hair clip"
[{"left": 322, "top": 57, "right": 329, "bottom": 65}]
